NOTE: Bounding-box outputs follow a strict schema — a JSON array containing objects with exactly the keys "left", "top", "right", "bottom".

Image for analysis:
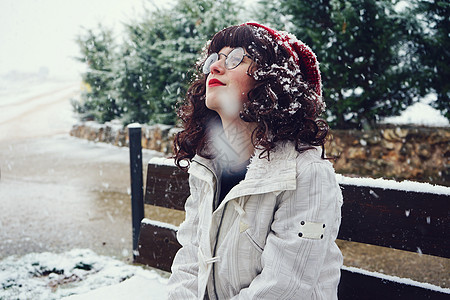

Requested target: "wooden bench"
[{"left": 135, "top": 157, "right": 450, "bottom": 299}]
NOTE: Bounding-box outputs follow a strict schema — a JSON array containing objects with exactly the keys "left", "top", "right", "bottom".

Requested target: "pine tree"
[
  {"left": 73, "top": 25, "right": 121, "bottom": 122},
  {"left": 413, "top": 0, "right": 450, "bottom": 120},
  {"left": 267, "top": 0, "right": 419, "bottom": 129},
  {"left": 250, "top": 0, "right": 289, "bottom": 30}
]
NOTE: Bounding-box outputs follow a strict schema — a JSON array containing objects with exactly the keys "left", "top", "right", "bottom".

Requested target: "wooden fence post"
[{"left": 128, "top": 124, "right": 144, "bottom": 260}]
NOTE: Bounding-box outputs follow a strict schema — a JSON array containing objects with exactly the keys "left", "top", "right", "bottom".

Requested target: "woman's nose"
[{"left": 210, "top": 57, "right": 225, "bottom": 74}]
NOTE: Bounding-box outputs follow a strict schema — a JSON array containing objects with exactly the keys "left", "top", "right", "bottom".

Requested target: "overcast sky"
[{"left": 0, "top": 0, "right": 173, "bottom": 79}]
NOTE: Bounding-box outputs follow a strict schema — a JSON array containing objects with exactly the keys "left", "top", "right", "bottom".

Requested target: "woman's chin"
[
  {"left": 205, "top": 99, "right": 218, "bottom": 113},
  {"left": 206, "top": 93, "right": 243, "bottom": 120}
]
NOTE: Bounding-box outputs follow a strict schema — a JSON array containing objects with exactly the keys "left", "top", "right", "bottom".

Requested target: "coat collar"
[
  {"left": 189, "top": 142, "right": 300, "bottom": 209},
  {"left": 189, "top": 155, "right": 218, "bottom": 185}
]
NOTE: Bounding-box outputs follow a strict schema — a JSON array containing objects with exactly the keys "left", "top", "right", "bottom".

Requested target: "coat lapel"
[
  {"left": 216, "top": 142, "right": 299, "bottom": 211},
  {"left": 188, "top": 142, "right": 300, "bottom": 212}
]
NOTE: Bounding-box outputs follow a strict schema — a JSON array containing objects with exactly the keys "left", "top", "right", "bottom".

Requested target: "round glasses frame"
[{"left": 202, "top": 47, "right": 252, "bottom": 74}]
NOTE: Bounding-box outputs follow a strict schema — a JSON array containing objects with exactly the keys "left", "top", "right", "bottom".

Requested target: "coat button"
[
  {"left": 300, "top": 221, "right": 305, "bottom": 225},
  {"left": 323, "top": 224, "right": 326, "bottom": 228},
  {"left": 298, "top": 232, "right": 303, "bottom": 237}
]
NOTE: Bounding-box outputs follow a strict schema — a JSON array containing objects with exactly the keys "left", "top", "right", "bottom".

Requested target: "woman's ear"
[{"left": 247, "top": 62, "right": 258, "bottom": 77}]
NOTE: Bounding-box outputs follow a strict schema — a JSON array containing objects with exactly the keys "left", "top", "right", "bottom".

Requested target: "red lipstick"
[{"left": 208, "top": 78, "right": 225, "bottom": 87}]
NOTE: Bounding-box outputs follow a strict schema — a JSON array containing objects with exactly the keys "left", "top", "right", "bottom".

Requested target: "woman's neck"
[{"left": 220, "top": 116, "right": 256, "bottom": 166}]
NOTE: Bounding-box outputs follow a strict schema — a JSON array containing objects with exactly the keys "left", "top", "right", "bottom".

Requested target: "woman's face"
[{"left": 205, "top": 47, "right": 256, "bottom": 121}]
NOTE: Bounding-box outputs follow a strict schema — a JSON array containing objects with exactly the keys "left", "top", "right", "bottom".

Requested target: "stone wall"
[
  {"left": 326, "top": 126, "right": 449, "bottom": 186},
  {"left": 70, "top": 121, "right": 449, "bottom": 186},
  {"left": 70, "top": 121, "right": 180, "bottom": 154}
]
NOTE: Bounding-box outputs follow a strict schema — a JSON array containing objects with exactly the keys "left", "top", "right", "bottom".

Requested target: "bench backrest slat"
[
  {"left": 145, "top": 164, "right": 189, "bottom": 211},
  {"left": 338, "top": 268, "right": 448, "bottom": 300},
  {"left": 339, "top": 184, "right": 449, "bottom": 258},
  {"left": 136, "top": 221, "right": 180, "bottom": 272},
  {"left": 145, "top": 162, "right": 450, "bottom": 258}
]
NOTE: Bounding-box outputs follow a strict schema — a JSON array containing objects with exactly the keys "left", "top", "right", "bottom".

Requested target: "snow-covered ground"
[{"left": 0, "top": 249, "right": 168, "bottom": 300}]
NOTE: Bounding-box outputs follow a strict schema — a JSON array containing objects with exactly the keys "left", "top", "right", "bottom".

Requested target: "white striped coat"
[{"left": 168, "top": 143, "right": 343, "bottom": 299}]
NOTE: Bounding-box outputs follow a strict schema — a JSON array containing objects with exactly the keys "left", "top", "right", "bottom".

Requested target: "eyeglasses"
[{"left": 202, "top": 47, "right": 252, "bottom": 74}]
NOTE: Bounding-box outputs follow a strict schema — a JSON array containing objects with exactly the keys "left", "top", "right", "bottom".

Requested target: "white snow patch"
[
  {"left": 62, "top": 273, "right": 167, "bottom": 299},
  {"left": 149, "top": 157, "right": 176, "bottom": 167},
  {"left": 127, "top": 123, "right": 142, "bottom": 129},
  {"left": 0, "top": 249, "right": 168, "bottom": 300},
  {"left": 141, "top": 218, "right": 179, "bottom": 232},
  {"left": 381, "top": 100, "right": 449, "bottom": 128},
  {"left": 336, "top": 174, "right": 450, "bottom": 195}
]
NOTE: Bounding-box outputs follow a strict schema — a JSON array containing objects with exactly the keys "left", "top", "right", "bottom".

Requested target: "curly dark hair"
[{"left": 173, "top": 24, "right": 329, "bottom": 169}]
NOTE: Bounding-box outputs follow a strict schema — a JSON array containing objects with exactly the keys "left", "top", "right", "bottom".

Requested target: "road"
[{"left": 0, "top": 81, "right": 161, "bottom": 261}]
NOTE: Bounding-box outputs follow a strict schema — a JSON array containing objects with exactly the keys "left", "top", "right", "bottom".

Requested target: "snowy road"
[
  {"left": 0, "top": 81, "right": 78, "bottom": 141},
  {"left": 0, "top": 78, "right": 168, "bottom": 299},
  {"left": 0, "top": 80, "right": 162, "bottom": 261}
]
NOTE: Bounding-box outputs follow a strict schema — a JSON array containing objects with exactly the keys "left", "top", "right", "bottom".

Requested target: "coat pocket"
[{"left": 244, "top": 230, "right": 264, "bottom": 253}]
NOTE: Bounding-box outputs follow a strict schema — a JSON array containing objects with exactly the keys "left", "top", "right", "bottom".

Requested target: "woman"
[{"left": 168, "top": 22, "right": 343, "bottom": 299}]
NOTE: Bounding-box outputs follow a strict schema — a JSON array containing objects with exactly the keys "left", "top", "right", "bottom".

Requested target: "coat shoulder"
[
  {"left": 295, "top": 145, "right": 331, "bottom": 165},
  {"left": 271, "top": 142, "right": 333, "bottom": 171}
]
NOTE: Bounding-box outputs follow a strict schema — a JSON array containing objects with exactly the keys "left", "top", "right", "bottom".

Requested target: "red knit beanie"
[{"left": 242, "top": 22, "right": 322, "bottom": 98}]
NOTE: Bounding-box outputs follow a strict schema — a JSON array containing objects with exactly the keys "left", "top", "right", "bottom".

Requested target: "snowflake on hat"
[{"left": 240, "top": 22, "right": 325, "bottom": 122}]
